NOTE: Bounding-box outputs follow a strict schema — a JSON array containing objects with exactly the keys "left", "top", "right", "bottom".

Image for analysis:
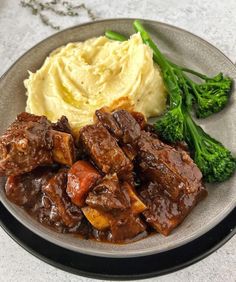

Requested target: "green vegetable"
[
  {"left": 166, "top": 61, "right": 232, "bottom": 118},
  {"left": 185, "top": 71, "right": 232, "bottom": 118},
  {"left": 184, "top": 108, "right": 236, "bottom": 182},
  {"left": 105, "top": 30, "right": 127, "bottom": 42}
]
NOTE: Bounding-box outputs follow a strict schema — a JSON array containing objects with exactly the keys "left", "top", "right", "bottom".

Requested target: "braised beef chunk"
[
  {"left": 5, "top": 165, "right": 83, "bottom": 231},
  {"left": 16, "top": 112, "right": 49, "bottom": 124},
  {"left": 173, "top": 141, "right": 189, "bottom": 153},
  {"left": 0, "top": 112, "right": 53, "bottom": 176},
  {"left": 67, "top": 160, "right": 101, "bottom": 207},
  {"left": 42, "top": 169, "right": 83, "bottom": 228},
  {"left": 86, "top": 174, "right": 130, "bottom": 212},
  {"left": 137, "top": 131, "right": 204, "bottom": 200},
  {"left": 94, "top": 109, "right": 142, "bottom": 162},
  {"left": 95, "top": 108, "right": 122, "bottom": 138},
  {"left": 139, "top": 182, "right": 207, "bottom": 236},
  {"left": 95, "top": 109, "right": 144, "bottom": 146},
  {"left": 52, "top": 116, "right": 72, "bottom": 134},
  {"left": 5, "top": 166, "right": 55, "bottom": 207},
  {"left": 121, "top": 143, "right": 137, "bottom": 161},
  {"left": 109, "top": 212, "right": 147, "bottom": 242},
  {"left": 79, "top": 123, "right": 133, "bottom": 179},
  {"left": 144, "top": 123, "right": 156, "bottom": 133},
  {"left": 0, "top": 113, "right": 77, "bottom": 175},
  {"left": 130, "top": 112, "right": 146, "bottom": 130},
  {"left": 113, "top": 109, "right": 141, "bottom": 144}
]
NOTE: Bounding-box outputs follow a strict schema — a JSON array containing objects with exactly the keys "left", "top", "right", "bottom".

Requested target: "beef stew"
[{"left": 1, "top": 109, "right": 207, "bottom": 243}]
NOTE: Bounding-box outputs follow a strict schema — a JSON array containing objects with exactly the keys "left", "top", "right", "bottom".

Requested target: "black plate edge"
[{"left": 0, "top": 202, "right": 235, "bottom": 280}]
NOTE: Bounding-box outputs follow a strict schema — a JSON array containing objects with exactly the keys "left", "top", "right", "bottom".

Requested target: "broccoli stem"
[
  {"left": 133, "top": 20, "right": 183, "bottom": 109},
  {"left": 133, "top": 20, "right": 167, "bottom": 71},
  {"left": 167, "top": 61, "right": 209, "bottom": 80},
  {"left": 105, "top": 30, "right": 127, "bottom": 41},
  {"left": 184, "top": 107, "right": 236, "bottom": 182},
  {"left": 184, "top": 109, "right": 202, "bottom": 152}
]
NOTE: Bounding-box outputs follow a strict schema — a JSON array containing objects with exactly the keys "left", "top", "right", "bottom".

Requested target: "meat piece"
[
  {"left": 110, "top": 211, "right": 147, "bottom": 242},
  {"left": 5, "top": 165, "right": 83, "bottom": 232},
  {"left": 67, "top": 160, "right": 101, "bottom": 207},
  {"left": 0, "top": 112, "right": 53, "bottom": 176},
  {"left": 95, "top": 109, "right": 144, "bottom": 145},
  {"left": 79, "top": 123, "right": 133, "bottom": 180},
  {"left": 137, "top": 131, "right": 204, "bottom": 200},
  {"left": 113, "top": 109, "right": 141, "bottom": 144},
  {"left": 94, "top": 109, "right": 143, "bottom": 161},
  {"left": 130, "top": 111, "right": 146, "bottom": 130},
  {"left": 85, "top": 174, "right": 147, "bottom": 241},
  {"left": 85, "top": 174, "right": 130, "bottom": 212},
  {"left": 173, "top": 141, "right": 189, "bottom": 153},
  {"left": 5, "top": 166, "right": 55, "bottom": 207},
  {"left": 139, "top": 182, "right": 207, "bottom": 236},
  {"left": 144, "top": 123, "right": 156, "bottom": 133},
  {"left": 42, "top": 169, "right": 83, "bottom": 228},
  {"left": 0, "top": 112, "right": 77, "bottom": 176},
  {"left": 95, "top": 108, "right": 122, "bottom": 138},
  {"left": 136, "top": 120, "right": 207, "bottom": 236},
  {"left": 121, "top": 144, "right": 137, "bottom": 161},
  {"left": 52, "top": 116, "right": 72, "bottom": 134},
  {"left": 52, "top": 130, "right": 75, "bottom": 166}
]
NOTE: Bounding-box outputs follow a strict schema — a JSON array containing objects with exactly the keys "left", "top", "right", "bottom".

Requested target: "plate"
[
  {"left": 0, "top": 202, "right": 235, "bottom": 279},
  {"left": 0, "top": 19, "right": 235, "bottom": 258}
]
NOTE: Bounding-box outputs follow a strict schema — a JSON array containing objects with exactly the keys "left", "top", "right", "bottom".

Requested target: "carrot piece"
[{"left": 67, "top": 160, "right": 101, "bottom": 207}]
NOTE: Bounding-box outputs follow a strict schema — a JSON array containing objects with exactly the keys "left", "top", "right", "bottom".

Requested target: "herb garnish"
[{"left": 20, "top": 0, "right": 97, "bottom": 30}]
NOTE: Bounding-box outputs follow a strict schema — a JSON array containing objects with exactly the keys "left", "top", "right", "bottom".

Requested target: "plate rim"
[{"left": 0, "top": 18, "right": 236, "bottom": 258}]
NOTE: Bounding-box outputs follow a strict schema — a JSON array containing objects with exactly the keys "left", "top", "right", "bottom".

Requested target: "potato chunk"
[
  {"left": 123, "top": 183, "right": 147, "bottom": 214},
  {"left": 82, "top": 206, "right": 110, "bottom": 230},
  {"left": 52, "top": 130, "right": 75, "bottom": 166}
]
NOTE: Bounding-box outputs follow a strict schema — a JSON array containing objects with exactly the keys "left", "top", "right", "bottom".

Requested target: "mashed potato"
[{"left": 25, "top": 33, "right": 167, "bottom": 135}]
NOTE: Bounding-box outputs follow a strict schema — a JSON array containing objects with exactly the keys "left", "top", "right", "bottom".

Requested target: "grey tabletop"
[{"left": 0, "top": 0, "right": 235, "bottom": 281}]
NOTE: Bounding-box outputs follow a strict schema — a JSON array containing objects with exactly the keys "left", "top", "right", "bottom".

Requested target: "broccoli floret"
[
  {"left": 154, "top": 103, "right": 184, "bottom": 142},
  {"left": 185, "top": 72, "right": 232, "bottom": 118},
  {"left": 154, "top": 71, "right": 186, "bottom": 142},
  {"left": 184, "top": 110, "right": 236, "bottom": 182}
]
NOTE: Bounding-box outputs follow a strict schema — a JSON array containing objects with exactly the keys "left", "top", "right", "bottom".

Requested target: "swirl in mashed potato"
[{"left": 24, "top": 33, "right": 167, "bottom": 135}]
